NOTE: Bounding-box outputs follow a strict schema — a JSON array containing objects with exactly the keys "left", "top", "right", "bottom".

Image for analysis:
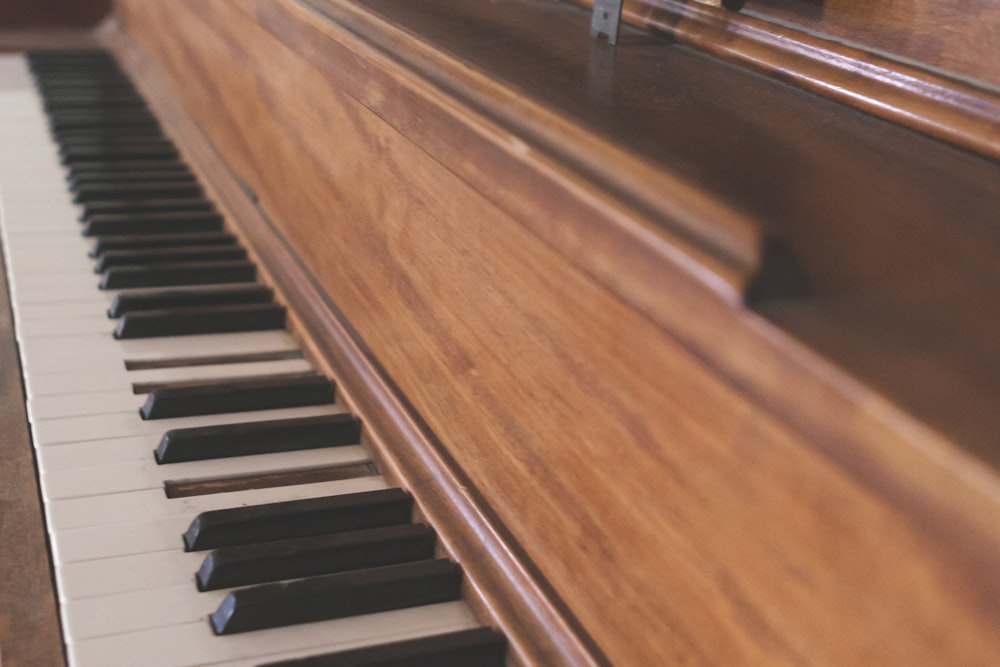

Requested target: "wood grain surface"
[
  {"left": 111, "top": 1, "right": 1000, "bottom": 665},
  {"left": 0, "top": 244, "right": 65, "bottom": 666},
  {"left": 275, "top": 0, "right": 1000, "bottom": 470},
  {"left": 569, "top": 0, "right": 1000, "bottom": 161},
  {"left": 742, "top": 0, "right": 1000, "bottom": 87}
]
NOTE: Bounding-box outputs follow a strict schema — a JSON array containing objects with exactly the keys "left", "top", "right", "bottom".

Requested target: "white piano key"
[
  {"left": 7, "top": 251, "right": 95, "bottom": 275},
  {"left": 4, "top": 213, "right": 79, "bottom": 229},
  {"left": 53, "top": 464, "right": 377, "bottom": 562},
  {"left": 10, "top": 274, "right": 116, "bottom": 307},
  {"left": 17, "top": 314, "right": 116, "bottom": 337},
  {"left": 53, "top": 515, "right": 193, "bottom": 564},
  {"left": 4, "top": 235, "right": 90, "bottom": 251},
  {"left": 10, "top": 279, "right": 106, "bottom": 306},
  {"left": 32, "top": 404, "right": 341, "bottom": 446},
  {"left": 10, "top": 268, "right": 113, "bottom": 290},
  {"left": 26, "top": 357, "right": 312, "bottom": 397},
  {"left": 38, "top": 434, "right": 155, "bottom": 472},
  {"left": 38, "top": 425, "right": 354, "bottom": 473},
  {"left": 64, "top": 583, "right": 227, "bottom": 640},
  {"left": 20, "top": 330, "right": 299, "bottom": 375},
  {"left": 201, "top": 605, "right": 477, "bottom": 667},
  {"left": 68, "top": 603, "right": 476, "bottom": 667},
  {"left": 28, "top": 389, "right": 139, "bottom": 419},
  {"left": 58, "top": 547, "right": 204, "bottom": 598},
  {"left": 40, "top": 444, "right": 368, "bottom": 500},
  {"left": 0, "top": 54, "right": 33, "bottom": 85},
  {"left": 66, "top": 584, "right": 472, "bottom": 648},
  {"left": 16, "top": 300, "right": 111, "bottom": 322},
  {"left": 48, "top": 477, "right": 389, "bottom": 531}
]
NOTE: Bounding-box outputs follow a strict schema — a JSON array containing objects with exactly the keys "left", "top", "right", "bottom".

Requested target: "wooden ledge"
[{"left": 571, "top": 0, "right": 1000, "bottom": 161}]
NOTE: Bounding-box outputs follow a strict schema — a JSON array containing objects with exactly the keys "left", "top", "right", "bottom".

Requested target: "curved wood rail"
[{"left": 570, "top": 0, "right": 1000, "bottom": 161}]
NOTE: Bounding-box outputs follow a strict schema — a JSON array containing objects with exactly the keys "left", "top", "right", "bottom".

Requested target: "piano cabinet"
[{"left": 3, "top": 0, "right": 1000, "bottom": 664}]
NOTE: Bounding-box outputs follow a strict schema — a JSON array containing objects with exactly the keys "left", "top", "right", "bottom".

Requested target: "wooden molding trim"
[
  {"left": 570, "top": 0, "right": 1000, "bottom": 161},
  {"left": 103, "top": 21, "right": 604, "bottom": 667}
]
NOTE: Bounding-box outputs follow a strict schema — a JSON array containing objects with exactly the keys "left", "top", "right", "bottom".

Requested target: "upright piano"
[{"left": 2, "top": 1, "right": 999, "bottom": 665}]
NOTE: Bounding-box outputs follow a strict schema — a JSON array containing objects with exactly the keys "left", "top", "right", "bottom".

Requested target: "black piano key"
[
  {"left": 84, "top": 211, "right": 224, "bottom": 236},
  {"left": 94, "top": 245, "right": 247, "bottom": 272},
  {"left": 138, "top": 372, "right": 334, "bottom": 420},
  {"left": 29, "top": 53, "right": 115, "bottom": 66},
  {"left": 60, "top": 141, "right": 172, "bottom": 157},
  {"left": 114, "top": 302, "right": 285, "bottom": 339},
  {"left": 79, "top": 198, "right": 214, "bottom": 221},
  {"left": 57, "top": 129, "right": 166, "bottom": 144},
  {"left": 258, "top": 627, "right": 507, "bottom": 667},
  {"left": 184, "top": 488, "right": 413, "bottom": 551},
  {"left": 99, "top": 260, "right": 255, "bottom": 289},
  {"left": 155, "top": 413, "right": 361, "bottom": 464},
  {"left": 50, "top": 116, "right": 160, "bottom": 132},
  {"left": 197, "top": 524, "right": 437, "bottom": 591},
  {"left": 91, "top": 231, "right": 236, "bottom": 256},
  {"left": 44, "top": 96, "right": 147, "bottom": 111},
  {"left": 39, "top": 73, "right": 131, "bottom": 84},
  {"left": 70, "top": 160, "right": 189, "bottom": 178},
  {"left": 74, "top": 170, "right": 194, "bottom": 187},
  {"left": 210, "top": 559, "right": 462, "bottom": 635},
  {"left": 61, "top": 144, "right": 180, "bottom": 165},
  {"left": 40, "top": 85, "right": 138, "bottom": 98},
  {"left": 47, "top": 108, "right": 155, "bottom": 121},
  {"left": 73, "top": 180, "right": 201, "bottom": 203},
  {"left": 107, "top": 283, "right": 270, "bottom": 316},
  {"left": 58, "top": 135, "right": 174, "bottom": 149}
]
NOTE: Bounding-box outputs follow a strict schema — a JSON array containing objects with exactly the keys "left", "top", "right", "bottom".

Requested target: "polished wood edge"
[
  {"left": 297, "top": 0, "right": 764, "bottom": 303},
  {"left": 0, "top": 29, "right": 97, "bottom": 52},
  {"left": 572, "top": 0, "right": 1000, "bottom": 161},
  {"left": 0, "top": 245, "right": 66, "bottom": 664},
  {"left": 264, "top": 1, "right": 1000, "bottom": 568},
  {"left": 102, "top": 21, "right": 605, "bottom": 667}
]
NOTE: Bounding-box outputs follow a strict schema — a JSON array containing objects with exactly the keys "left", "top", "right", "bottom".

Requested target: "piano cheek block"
[{"left": 209, "top": 559, "right": 463, "bottom": 635}]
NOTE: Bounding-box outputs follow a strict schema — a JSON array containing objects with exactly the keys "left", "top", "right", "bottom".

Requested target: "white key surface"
[{"left": 68, "top": 603, "right": 476, "bottom": 667}]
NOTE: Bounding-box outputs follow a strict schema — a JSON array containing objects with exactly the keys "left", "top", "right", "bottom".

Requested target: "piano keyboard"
[{"left": 0, "top": 51, "right": 505, "bottom": 666}]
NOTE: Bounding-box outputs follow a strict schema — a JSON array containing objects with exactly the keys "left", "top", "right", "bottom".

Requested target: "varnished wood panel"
[
  {"left": 311, "top": 0, "right": 1000, "bottom": 468},
  {"left": 570, "top": 0, "right": 1000, "bottom": 161},
  {"left": 112, "top": 1, "right": 1000, "bottom": 665},
  {"left": 0, "top": 246, "right": 64, "bottom": 666},
  {"left": 743, "top": 0, "right": 1000, "bottom": 87}
]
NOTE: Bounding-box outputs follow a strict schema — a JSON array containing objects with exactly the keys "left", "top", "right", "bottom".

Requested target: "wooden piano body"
[{"left": 2, "top": 0, "right": 1000, "bottom": 664}]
